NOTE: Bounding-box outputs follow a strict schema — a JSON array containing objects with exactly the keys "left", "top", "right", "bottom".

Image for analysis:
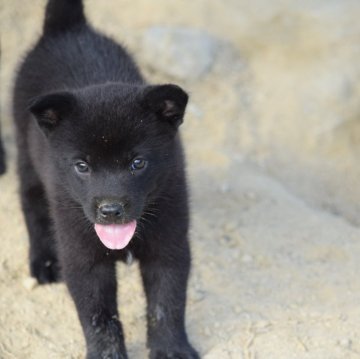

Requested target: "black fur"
[{"left": 13, "top": 1, "right": 199, "bottom": 358}]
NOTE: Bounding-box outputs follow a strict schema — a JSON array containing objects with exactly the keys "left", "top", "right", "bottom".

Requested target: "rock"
[
  {"left": 220, "top": 235, "right": 238, "bottom": 248},
  {"left": 22, "top": 277, "right": 38, "bottom": 291},
  {"left": 141, "top": 26, "right": 218, "bottom": 80},
  {"left": 233, "top": 306, "right": 242, "bottom": 314},
  {"left": 186, "top": 103, "right": 204, "bottom": 120},
  {"left": 222, "top": 221, "right": 238, "bottom": 233},
  {"left": 256, "top": 320, "right": 271, "bottom": 330},
  {"left": 338, "top": 338, "right": 352, "bottom": 349},
  {"left": 190, "top": 289, "right": 206, "bottom": 302},
  {"left": 241, "top": 254, "right": 253, "bottom": 264},
  {"left": 203, "top": 326, "right": 212, "bottom": 336},
  {"left": 219, "top": 182, "right": 230, "bottom": 193}
]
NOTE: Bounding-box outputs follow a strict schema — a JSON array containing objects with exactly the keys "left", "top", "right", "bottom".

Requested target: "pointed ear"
[
  {"left": 142, "top": 84, "right": 188, "bottom": 128},
  {"left": 28, "top": 92, "right": 76, "bottom": 135}
]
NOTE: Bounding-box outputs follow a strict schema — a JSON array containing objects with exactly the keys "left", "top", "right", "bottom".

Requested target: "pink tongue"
[{"left": 94, "top": 221, "right": 137, "bottom": 250}]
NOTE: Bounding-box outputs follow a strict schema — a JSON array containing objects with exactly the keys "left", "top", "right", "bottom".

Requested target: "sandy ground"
[{"left": 1, "top": 1, "right": 360, "bottom": 358}]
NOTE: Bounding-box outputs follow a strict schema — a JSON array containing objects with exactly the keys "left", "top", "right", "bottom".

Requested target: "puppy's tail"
[{"left": 43, "top": 0, "right": 86, "bottom": 34}]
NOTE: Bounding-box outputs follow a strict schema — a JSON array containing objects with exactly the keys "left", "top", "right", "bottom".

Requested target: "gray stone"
[{"left": 141, "top": 26, "right": 218, "bottom": 80}]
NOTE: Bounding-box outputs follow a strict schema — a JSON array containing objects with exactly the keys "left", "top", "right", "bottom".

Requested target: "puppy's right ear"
[{"left": 28, "top": 92, "right": 76, "bottom": 135}]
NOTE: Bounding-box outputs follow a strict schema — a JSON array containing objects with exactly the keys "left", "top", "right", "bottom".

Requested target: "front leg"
[
  {"left": 18, "top": 157, "right": 60, "bottom": 284},
  {"left": 56, "top": 217, "right": 127, "bottom": 359},
  {"left": 139, "top": 241, "right": 199, "bottom": 359},
  {"left": 63, "top": 255, "right": 127, "bottom": 359}
]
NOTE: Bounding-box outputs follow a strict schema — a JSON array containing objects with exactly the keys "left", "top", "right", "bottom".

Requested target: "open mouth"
[{"left": 94, "top": 220, "right": 137, "bottom": 250}]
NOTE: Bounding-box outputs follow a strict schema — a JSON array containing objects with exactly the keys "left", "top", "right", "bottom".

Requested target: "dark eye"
[
  {"left": 74, "top": 161, "right": 90, "bottom": 174},
  {"left": 130, "top": 158, "right": 147, "bottom": 172}
]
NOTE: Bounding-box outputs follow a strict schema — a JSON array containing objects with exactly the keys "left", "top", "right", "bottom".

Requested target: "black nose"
[{"left": 99, "top": 203, "right": 124, "bottom": 219}]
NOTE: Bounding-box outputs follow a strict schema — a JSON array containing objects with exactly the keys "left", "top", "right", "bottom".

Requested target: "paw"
[
  {"left": 87, "top": 316, "right": 128, "bottom": 359},
  {"left": 87, "top": 342, "right": 128, "bottom": 359},
  {"left": 30, "top": 255, "right": 61, "bottom": 284},
  {"left": 150, "top": 344, "right": 199, "bottom": 359}
]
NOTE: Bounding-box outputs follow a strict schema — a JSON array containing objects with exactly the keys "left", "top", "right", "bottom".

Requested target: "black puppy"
[{"left": 13, "top": 0, "right": 199, "bottom": 358}]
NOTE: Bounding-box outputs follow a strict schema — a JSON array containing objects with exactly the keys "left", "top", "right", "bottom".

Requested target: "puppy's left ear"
[{"left": 142, "top": 84, "right": 188, "bottom": 129}]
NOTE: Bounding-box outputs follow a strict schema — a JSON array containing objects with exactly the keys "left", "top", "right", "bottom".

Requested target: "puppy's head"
[{"left": 29, "top": 83, "right": 188, "bottom": 249}]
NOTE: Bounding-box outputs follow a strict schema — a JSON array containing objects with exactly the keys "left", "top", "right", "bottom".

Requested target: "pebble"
[
  {"left": 22, "top": 277, "right": 38, "bottom": 291},
  {"left": 256, "top": 320, "right": 271, "bottom": 329},
  {"left": 222, "top": 221, "right": 238, "bottom": 233},
  {"left": 241, "top": 254, "right": 253, "bottom": 263},
  {"left": 187, "top": 103, "right": 204, "bottom": 120},
  {"left": 220, "top": 235, "right": 237, "bottom": 248},
  {"left": 339, "top": 314, "right": 348, "bottom": 321},
  {"left": 245, "top": 191, "right": 257, "bottom": 200},
  {"left": 1, "top": 260, "right": 8, "bottom": 270},
  {"left": 219, "top": 182, "right": 230, "bottom": 193},
  {"left": 142, "top": 26, "right": 218, "bottom": 80},
  {"left": 233, "top": 306, "right": 242, "bottom": 314},
  {"left": 191, "top": 289, "right": 206, "bottom": 302},
  {"left": 338, "top": 338, "right": 352, "bottom": 349}
]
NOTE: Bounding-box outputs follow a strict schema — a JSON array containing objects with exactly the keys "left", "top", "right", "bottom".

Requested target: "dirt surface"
[{"left": 1, "top": 1, "right": 360, "bottom": 358}]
